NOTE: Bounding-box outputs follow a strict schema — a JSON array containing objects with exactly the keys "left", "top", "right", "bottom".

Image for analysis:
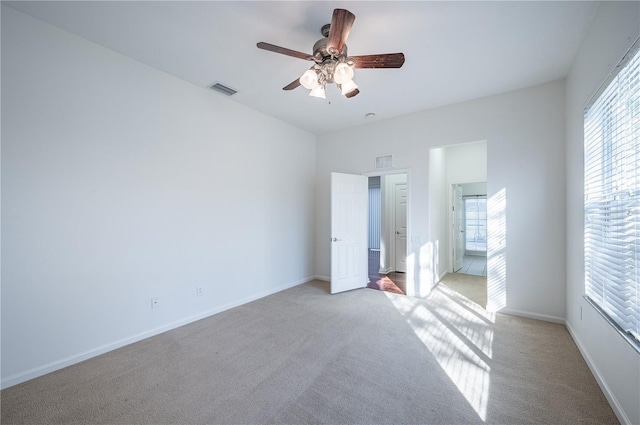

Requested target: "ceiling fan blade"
[
  {"left": 327, "top": 9, "right": 355, "bottom": 55},
  {"left": 283, "top": 78, "right": 301, "bottom": 91},
  {"left": 257, "top": 42, "right": 312, "bottom": 61},
  {"left": 352, "top": 53, "right": 405, "bottom": 69},
  {"left": 345, "top": 88, "right": 360, "bottom": 98}
]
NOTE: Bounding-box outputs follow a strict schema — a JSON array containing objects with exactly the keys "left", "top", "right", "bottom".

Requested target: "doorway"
[
  {"left": 366, "top": 173, "right": 408, "bottom": 294},
  {"left": 444, "top": 181, "right": 488, "bottom": 307},
  {"left": 430, "top": 141, "right": 487, "bottom": 308}
]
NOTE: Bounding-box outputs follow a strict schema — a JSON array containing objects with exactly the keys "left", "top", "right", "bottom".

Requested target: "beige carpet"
[
  {"left": 439, "top": 272, "right": 487, "bottom": 308},
  {"left": 1, "top": 280, "right": 618, "bottom": 425}
]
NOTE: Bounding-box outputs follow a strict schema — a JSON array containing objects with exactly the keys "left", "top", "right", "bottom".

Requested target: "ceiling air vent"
[
  {"left": 375, "top": 154, "right": 393, "bottom": 169},
  {"left": 209, "top": 82, "right": 238, "bottom": 96}
]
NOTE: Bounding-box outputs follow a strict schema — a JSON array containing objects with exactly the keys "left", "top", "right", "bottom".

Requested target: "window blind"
[{"left": 584, "top": 38, "right": 640, "bottom": 345}]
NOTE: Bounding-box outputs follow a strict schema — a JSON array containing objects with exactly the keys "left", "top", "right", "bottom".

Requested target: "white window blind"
[{"left": 584, "top": 38, "right": 640, "bottom": 345}]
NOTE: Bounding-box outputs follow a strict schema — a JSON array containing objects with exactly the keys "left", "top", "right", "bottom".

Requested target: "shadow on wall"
[{"left": 487, "top": 188, "right": 507, "bottom": 312}]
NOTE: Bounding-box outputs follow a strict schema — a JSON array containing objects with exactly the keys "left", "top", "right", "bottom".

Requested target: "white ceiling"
[{"left": 5, "top": 1, "right": 599, "bottom": 135}]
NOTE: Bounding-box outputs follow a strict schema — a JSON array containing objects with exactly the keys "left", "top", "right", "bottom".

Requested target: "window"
[
  {"left": 584, "top": 38, "right": 640, "bottom": 348},
  {"left": 464, "top": 196, "right": 487, "bottom": 253}
]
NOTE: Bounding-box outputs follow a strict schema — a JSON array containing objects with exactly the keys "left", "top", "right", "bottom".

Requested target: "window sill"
[{"left": 584, "top": 295, "right": 640, "bottom": 355}]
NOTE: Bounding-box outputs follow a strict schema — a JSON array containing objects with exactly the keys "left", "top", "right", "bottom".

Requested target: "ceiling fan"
[{"left": 257, "top": 8, "right": 405, "bottom": 99}]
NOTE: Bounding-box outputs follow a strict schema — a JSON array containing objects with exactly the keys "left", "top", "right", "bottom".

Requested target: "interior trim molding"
[{"left": 498, "top": 308, "right": 565, "bottom": 324}]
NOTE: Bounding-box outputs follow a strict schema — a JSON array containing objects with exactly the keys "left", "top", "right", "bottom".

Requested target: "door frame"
[
  {"left": 451, "top": 184, "right": 464, "bottom": 272},
  {"left": 362, "top": 169, "right": 411, "bottom": 276}
]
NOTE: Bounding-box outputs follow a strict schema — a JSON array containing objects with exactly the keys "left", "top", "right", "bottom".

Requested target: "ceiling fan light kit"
[
  {"left": 300, "top": 69, "right": 320, "bottom": 90},
  {"left": 257, "top": 8, "right": 405, "bottom": 100},
  {"left": 301, "top": 57, "right": 358, "bottom": 98},
  {"left": 309, "top": 85, "right": 327, "bottom": 99},
  {"left": 340, "top": 79, "right": 358, "bottom": 96},
  {"left": 334, "top": 62, "right": 354, "bottom": 85}
]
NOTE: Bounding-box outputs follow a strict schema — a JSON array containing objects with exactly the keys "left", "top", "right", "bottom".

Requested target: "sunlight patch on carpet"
[{"left": 386, "top": 289, "right": 494, "bottom": 421}]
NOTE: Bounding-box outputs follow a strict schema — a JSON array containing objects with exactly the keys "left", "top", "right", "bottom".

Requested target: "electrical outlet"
[
  {"left": 151, "top": 297, "right": 159, "bottom": 309},
  {"left": 196, "top": 286, "right": 204, "bottom": 297}
]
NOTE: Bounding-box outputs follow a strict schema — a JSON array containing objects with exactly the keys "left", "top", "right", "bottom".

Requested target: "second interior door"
[{"left": 394, "top": 182, "right": 407, "bottom": 273}]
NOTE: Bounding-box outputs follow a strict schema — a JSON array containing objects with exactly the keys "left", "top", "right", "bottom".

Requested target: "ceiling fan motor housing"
[
  {"left": 313, "top": 36, "right": 348, "bottom": 62},
  {"left": 312, "top": 26, "right": 354, "bottom": 85}
]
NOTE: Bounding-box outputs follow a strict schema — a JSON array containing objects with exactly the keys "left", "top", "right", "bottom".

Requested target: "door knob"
[{"left": 331, "top": 237, "right": 342, "bottom": 242}]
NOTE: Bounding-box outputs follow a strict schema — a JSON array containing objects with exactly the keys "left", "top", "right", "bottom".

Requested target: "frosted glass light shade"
[
  {"left": 341, "top": 79, "right": 358, "bottom": 95},
  {"left": 334, "top": 63, "right": 354, "bottom": 85},
  {"left": 299, "top": 70, "right": 319, "bottom": 89},
  {"left": 309, "top": 85, "right": 326, "bottom": 99}
]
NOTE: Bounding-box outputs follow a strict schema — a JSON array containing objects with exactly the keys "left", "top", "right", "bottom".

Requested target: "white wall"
[
  {"left": 446, "top": 142, "right": 488, "bottom": 185},
  {"left": 428, "top": 147, "right": 448, "bottom": 284},
  {"left": 565, "top": 2, "right": 640, "bottom": 424},
  {"left": 1, "top": 6, "right": 316, "bottom": 388},
  {"left": 462, "top": 183, "right": 487, "bottom": 197},
  {"left": 316, "top": 79, "right": 566, "bottom": 320}
]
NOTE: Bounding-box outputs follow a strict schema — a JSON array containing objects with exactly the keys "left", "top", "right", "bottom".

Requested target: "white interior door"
[
  {"left": 452, "top": 184, "right": 464, "bottom": 272},
  {"left": 394, "top": 183, "right": 407, "bottom": 273},
  {"left": 331, "top": 172, "right": 368, "bottom": 294}
]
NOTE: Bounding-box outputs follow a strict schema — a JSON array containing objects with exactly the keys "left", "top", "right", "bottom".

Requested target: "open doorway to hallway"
[
  {"left": 433, "top": 141, "right": 488, "bottom": 308},
  {"left": 366, "top": 173, "right": 407, "bottom": 295}
]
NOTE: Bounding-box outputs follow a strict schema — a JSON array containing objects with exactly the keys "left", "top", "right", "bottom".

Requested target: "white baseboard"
[
  {"left": 1, "top": 276, "right": 313, "bottom": 390},
  {"left": 378, "top": 267, "right": 392, "bottom": 274},
  {"left": 498, "top": 308, "right": 565, "bottom": 324},
  {"left": 314, "top": 275, "right": 330, "bottom": 282},
  {"left": 565, "top": 321, "right": 632, "bottom": 425}
]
